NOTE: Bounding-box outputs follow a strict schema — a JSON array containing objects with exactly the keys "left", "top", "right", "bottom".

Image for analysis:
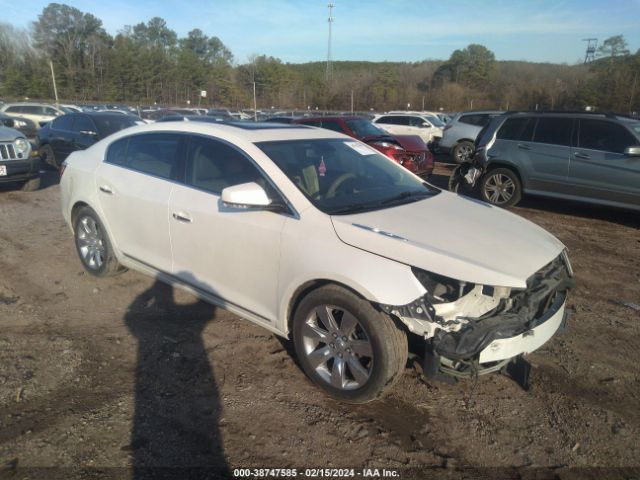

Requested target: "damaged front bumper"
[{"left": 380, "top": 252, "right": 574, "bottom": 381}]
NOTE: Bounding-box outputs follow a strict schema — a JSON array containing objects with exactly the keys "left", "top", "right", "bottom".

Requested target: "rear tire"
[
  {"left": 40, "top": 144, "right": 57, "bottom": 168},
  {"left": 73, "top": 206, "right": 124, "bottom": 277},
  {"left": 480, "top": 167, "right": 522, "bottom": 207},
  {"left": 451, "top": 141, "right": 474, "bottom": 163},
  {"left": 20, "top": 176, "right": 40, "bottom": 192},
  {"left": 293, "top": 285, "right": 407, "bottom": 403}
]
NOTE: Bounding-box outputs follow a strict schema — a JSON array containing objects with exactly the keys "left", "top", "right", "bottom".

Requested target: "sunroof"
[{"left": 226, "top": 122, "right": 312, "bottom": 130}]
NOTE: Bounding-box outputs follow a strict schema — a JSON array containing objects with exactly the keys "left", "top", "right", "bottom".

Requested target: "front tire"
[
  {"left": 480, "top": 167, "right": 522, "bottom": 207},
  {"left": 73, "top": 206, "right": 124, "bottom": 277},
  {"left": 293, "top": 285, "right": 407, "bottom": 403},
  {"left": 20, "top": 176, "right": 40, "bottom": 192}
]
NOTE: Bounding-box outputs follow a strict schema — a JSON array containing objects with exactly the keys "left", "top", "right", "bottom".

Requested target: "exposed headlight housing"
[
  {"left": 412, "top": 267, "right": 474, "bottom": 303},
  {"left": 14, "top": 138, "right": 30, "bottom": 158}
]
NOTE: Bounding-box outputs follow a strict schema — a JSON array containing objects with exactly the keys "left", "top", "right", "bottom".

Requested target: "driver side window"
[{"left": 186, "top": 135, "right": 271, "bottom": 196}]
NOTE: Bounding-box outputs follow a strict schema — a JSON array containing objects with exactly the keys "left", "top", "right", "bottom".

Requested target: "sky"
[{"left": 2, "top": 0, "right": 640, "bottom": 65}]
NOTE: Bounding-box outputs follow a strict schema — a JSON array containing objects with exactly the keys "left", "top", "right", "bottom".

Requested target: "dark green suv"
[{"left": 473, "top": 112, "right": 640, "bottom": 210}]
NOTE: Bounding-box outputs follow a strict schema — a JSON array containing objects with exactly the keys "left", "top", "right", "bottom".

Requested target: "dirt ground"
[{"left": 0, "top": 166, "right": 639, "bottom": 480}]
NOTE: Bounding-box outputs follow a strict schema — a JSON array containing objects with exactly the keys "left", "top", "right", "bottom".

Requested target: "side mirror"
[
  {"left": 221, "top": 182, "right": 272, "bottom": 209},
  {"left": 624, "top": 146, "right": 640, "bottom": 157},
  {"left": 421, "top": 122, "right": 431, "bottom": 128}
]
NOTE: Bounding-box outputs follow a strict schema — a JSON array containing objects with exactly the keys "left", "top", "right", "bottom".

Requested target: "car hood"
[
  {"left": 0, "top": 126, "right": 23, "bottom": 141},
  {"left": 390, "top": 134, "right": 427, "bottom": 152},
  {"left": 330, "top": 192, "right": 565, "bottom": 289}
]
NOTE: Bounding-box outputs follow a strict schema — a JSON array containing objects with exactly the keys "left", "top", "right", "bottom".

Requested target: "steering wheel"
[{"left": 326, "top": 173, "right": 357, "bottom": 198}]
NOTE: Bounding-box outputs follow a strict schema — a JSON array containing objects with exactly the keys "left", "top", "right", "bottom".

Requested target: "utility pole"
[
  {"left": 253, "top": 81, "right": 257, "bottom": 122},
  {"left": 325, "top": 3, "right": 334, "bottom": 82},
  {"left": 350, "top": 89, "right": 354, "bottom": 113},
  {"left": 49, "top": 60, "right": 59, "bottom": 108},
  {"left": 422, "top": 95, "right": 425, "bottom": 111}
]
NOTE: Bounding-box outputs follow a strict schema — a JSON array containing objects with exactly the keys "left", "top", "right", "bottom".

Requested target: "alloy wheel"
[
  {"left": 76, "top": 216, "right": 106, "bottom": 270},
  {"left": 301, "top": 305, "right": 373, "bottom": 390},
  {"left": 483, "top": 172, "right": 515, "bottom": 205}
]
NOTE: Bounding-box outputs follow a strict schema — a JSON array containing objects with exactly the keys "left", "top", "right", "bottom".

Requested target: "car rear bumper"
[{"left": 0, "top": 158, "right": 40, "bottom": 183}]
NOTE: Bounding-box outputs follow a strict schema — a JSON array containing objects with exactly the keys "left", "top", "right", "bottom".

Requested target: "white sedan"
[{"left": 60, "top": 121, "right": 573, "bottom": 403}]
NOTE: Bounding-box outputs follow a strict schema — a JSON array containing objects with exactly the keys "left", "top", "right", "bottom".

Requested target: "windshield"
[
  {"left": 257, "top": 138, "right": 439, "bottom": 215},
  {"left": 93, "top": 116, "right": 138, "bottom": 137},
  {"left": 344, "top": 118, "right": 387, "bottom": 138},
  {"left": 424, "top": 114, "right": 445, "bottom": 128}
]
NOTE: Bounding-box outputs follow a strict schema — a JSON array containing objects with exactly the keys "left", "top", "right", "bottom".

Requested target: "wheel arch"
[
  {"left": 285, "top": 279, "right": 374, "bottom": 338},
  {"left": 70, "top": 201, "right": 90, "bottom": 230}
]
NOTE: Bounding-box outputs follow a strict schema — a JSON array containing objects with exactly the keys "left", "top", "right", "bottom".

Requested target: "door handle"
[
  {"left": 172, "top": 212, "right": 192, "bottom": 223},
  {"left": 99, "top": 185, "right": 113, "bottom": 194},
  {"left": 574, "top": 152, "right": 590, "bottom": 159},
  {"left": 517, "top": 144, "right": 531, "bottom": 150}
]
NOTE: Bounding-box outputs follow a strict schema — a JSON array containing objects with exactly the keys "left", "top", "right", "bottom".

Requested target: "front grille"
[{"left": 0, "top": 143, "right": 18, "bottom": 160}]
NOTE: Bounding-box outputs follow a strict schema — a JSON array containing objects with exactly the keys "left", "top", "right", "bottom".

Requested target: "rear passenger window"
[
  {"left": 459, "top": 114, "right": 489, "bottom": 127},
  {"left": 533, "top": 118, "right": 573, "bottom": 146},
  {"left": 52, "top": 115, "right": 75, "bottom": 131},
  {"left": 106, "top": 138, "right": 128, "bottom": 166},
  {"left": 497, "top": 117, "right": 534, "bottom": 141},
  {"left": 126, "top": 134, "right": 182, "bottom": 180},
  {"left": 105, "top": 133, "right": 182, "bottom": 179},
  {"left": 186, "top": 136, "right": 265, "bottom": 195},
  {"left": 578, "top": 120, "right": 638, "bottom": 154}
]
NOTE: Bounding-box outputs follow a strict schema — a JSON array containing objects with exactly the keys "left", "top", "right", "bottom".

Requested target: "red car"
[{"left": 293, "top": 116, "right": 433, "bottom": 177}]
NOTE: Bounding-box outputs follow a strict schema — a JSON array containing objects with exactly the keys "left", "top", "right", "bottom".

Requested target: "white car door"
[
  {"left": 94, "top": 132, "right": 184, "bottom": 273},
  {"left": 168, "top": 134, "right": 287, "bottom": 323},
  {"left": 376, "top": 116, "right": 432, "bottom": 143}
]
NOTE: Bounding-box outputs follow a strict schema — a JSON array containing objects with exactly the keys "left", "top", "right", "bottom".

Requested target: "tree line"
[{"left": 1, "top": 3, "right": 639, "bottom": 114}]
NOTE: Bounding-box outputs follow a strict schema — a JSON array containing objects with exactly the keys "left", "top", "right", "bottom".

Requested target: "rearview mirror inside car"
[
  {"left": 624, "top": 146, "right": 640, "bottom": 157},
  {"left": 221, "top": 182, "right": 272, "bottom": 209}
]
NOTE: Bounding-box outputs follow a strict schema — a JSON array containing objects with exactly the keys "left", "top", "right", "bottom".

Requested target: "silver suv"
[
  {"left": 474, "top": 112, "right": 640, "bottom": 210},
  {"left": 0, "top": 125, "right": 39, "bottom": 191},
  {"left": 439, "top": 110, "right": 503, "bottom": 163}
]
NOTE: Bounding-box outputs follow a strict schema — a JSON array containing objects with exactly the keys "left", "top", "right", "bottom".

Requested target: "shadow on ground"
[{"left": 124, "top": 279, "right": 229, "bottom": 478}]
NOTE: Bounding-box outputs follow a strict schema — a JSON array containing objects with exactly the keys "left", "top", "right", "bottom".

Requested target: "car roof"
[
  {"left": 2, "top": 102, "right": 59, "bottom": 108},
  {"left": 297, "top": 116, "right": 367, "bottom": 122},
  {"left": 103, "top": 120, "right": 345, "bottom": 143}
]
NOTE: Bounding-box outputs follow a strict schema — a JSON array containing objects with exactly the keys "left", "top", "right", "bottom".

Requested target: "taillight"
[{"left": 59, "top": 161, "right": 67, "bottom": 177}]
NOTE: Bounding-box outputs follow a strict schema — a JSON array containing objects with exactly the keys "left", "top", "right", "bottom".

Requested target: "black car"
[{"left": 37, "top": 112, "right": 142, "bottom": 168}]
